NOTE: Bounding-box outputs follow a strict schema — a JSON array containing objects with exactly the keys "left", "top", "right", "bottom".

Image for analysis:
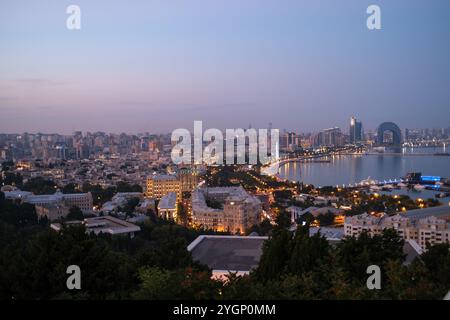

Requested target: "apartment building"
[
  {"left": 344, "top": 208, "right": 450, "bottom": 250},
  {"left": 145, "top": 174, "right": 180, "bottom": 200}
]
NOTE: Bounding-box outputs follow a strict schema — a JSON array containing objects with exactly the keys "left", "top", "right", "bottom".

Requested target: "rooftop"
[
  {"left": 188, "top": 235, "right": 268, "bottom": 272},
  {"left": 51, "top": 215, "right": 140, "bottom": 235},
  {"left": 405, "top": 205, "right": 450, "bottom": 220},
  {"left": 158, "top": 192, "right": 177, "bottom": 209},
  {"left": 148, "top": 174, "right": 178, "bottom": 181}
]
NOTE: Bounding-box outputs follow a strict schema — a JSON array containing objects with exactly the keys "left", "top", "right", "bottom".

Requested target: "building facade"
[
  {"left": 145, "top": 174, "right": 180, "bottom": 199},
  {"left": 4, "top": 189, "right": 93, "bottom": 219},
  {"left": 344, "top": 213, "right": 450, "bottom": 250},
  {"left": 350, "top": 116, "right": 363, "bottom": 144},
  {"left": 191, "top": 186, "right": 261, "bottom": 234},
  {"left": 157, "top": 192, "right": 178, "bottom": 220}
]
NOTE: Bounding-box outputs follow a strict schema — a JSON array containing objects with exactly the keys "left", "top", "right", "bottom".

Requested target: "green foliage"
[
  {"left": 0, "top": 171, "right": 23, "bottom": 187},
  {"left": 123, "top": 197, "right": 140, "bottom": 215},
  {"left": 256, "top": 228, "right": 292, "bottom": 281},
  {"left": 133, "top": 267, "right": 220, "bottom": 300},
  {"left": 66, "top": 206, "right": 84, "bottom": 221},
  {"left": 62, "top": 183, "right": 81, "bottom": 194},
  {"left": 116, "top": 181, "right": 143, "bottom": 193},
  {"left": 1, "top": 191, "right": 449, "bottom": 300},
  {"left": 0, "top": 199, "right": 38, "bottom": 227},
  {"left": 82, "top": 183, "right": 115, "bottom": 206},
  {"left": 22, "top": 177, "right": 57, "bottom": 195}
]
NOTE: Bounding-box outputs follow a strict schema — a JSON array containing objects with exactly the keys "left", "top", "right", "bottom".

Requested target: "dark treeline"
[{"left": 0, "top": 191, "right": 449, "bottom": 299}]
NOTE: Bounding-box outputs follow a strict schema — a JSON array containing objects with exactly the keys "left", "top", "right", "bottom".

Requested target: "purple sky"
[{"left": 1, "top": 0, "right": 450, "bottom": 134}]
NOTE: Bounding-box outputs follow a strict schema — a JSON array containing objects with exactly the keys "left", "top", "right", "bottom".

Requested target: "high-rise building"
[
  {"left": 314, "top": 127, "right": 344, "bottom": 147},
  {"left": 349, "top": 116, "right": 363, "bottom": 144}
]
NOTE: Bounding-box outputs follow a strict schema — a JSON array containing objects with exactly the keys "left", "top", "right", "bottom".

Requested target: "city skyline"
[{"left": 1, "top": 0, "right": 450, "bottom": 133}]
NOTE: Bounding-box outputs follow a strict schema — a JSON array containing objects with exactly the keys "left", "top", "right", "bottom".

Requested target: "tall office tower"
[{"left": 350, "top": 116, "right": 363, "bottom": 144}]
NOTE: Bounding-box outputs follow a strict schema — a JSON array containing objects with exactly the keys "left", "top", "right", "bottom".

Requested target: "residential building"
[
  {"left": 344, "top": 207, "right": 450, "bottom": 250},
  {"left": 145, "top": 174, "right": 180, "bottom": 199}
]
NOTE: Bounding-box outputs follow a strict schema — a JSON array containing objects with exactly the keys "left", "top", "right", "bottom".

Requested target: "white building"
[
  {"left": 344, "top": 206, "right": 450, "bottom": 250},
  {"left": 4, "top": 189, "right": 93, "bottom": 220},
  {"left": 157, "top": 192, "right": 178, "bottom": 220},
  {"left": 51, "top": 215, "right": 141, "bottom": 237},
  {"left": 191, "top": 186, "right": 261, "bottom": 234}
]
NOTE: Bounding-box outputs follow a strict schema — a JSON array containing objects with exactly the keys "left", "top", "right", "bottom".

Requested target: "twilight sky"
[{"left": 1, "top": 0, "right": 449, "bottom": 134}]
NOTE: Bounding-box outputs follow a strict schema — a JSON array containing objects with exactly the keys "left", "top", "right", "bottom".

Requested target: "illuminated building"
[
  {"left": 145, "top": 174, "right": 180, "bottom": 200},
  {"left": 344, "top": 206, "right": 450, "bottom": 250},
  {"left": 191, "top": 186, "right": 261, "bottom": 234}
]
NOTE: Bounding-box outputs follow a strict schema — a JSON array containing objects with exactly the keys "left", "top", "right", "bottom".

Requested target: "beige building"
[
  {"left": 35, "top": 203, "right": 69, "bottom": 221},
  {"left": 178, "top": 167, "right": 199, "bottom": 193},
  {"left": 345, "top": 208, "right": 450, "bottom": 250},
  {"left": 191, "top": 186, "right": 261, "bottom": 234},
  {"left": 59, "top": 192, "right": 94, "bottom": 212},
  {"left": 146, "top": 174, "right": 180, "bottom": 200},
  {"left": 145, "top": 169, "right": 199, "bottom": 200}
]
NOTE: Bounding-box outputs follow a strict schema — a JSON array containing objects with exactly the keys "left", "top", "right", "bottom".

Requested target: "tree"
[
  {"left": 62, "top": 183, "right": 81, "bottom": 194},
  {"left": 337, "top": 229, "right": 404, "bottom": 286},
  {"left": 176, "top": 203, "right": 189, "bottom": 226},
  {"left": 66, "top": 206, "right": 84, "bottom": 221},
  {"left": 316, "top": 211, "right": 335, "bottom": 226},
  {"left": 116, "top": 181, "right": 142, "bottom": 193},
  {"left": 256, "top": 228, "right": 292, "bottom": 281},
  {"left": 275, "top": 210, "right": 291, "bottom": 229},
  {"left": 0, "top": 172, "right": 23, "bottom": 187},
  {"left": 123, "top": 197, "right": 140, "bottom": 216},
  {"left": 22, "top": 177, "right": 57, "bottom": 195},
  {"left": 288, "top": 225, "right": 331, "bottom": 276},
  {"left": 0, "top": 200, "right": 38, "bottom": 228},
  {"left": 420, "top": 243, "right": 450, "bottom": 297},
  {"left": 133, "top": 267, "right": 219, "bottom": 300}
]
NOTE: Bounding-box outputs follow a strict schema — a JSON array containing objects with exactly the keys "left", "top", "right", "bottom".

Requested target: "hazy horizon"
[{"left": 1, "top": 0, "right": 450, "bottom": 134}]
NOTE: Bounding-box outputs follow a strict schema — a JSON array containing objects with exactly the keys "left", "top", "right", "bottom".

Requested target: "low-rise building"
[
  {"left": 51, "top": 215, "right": 141, "bottom": 237},
  {"left": 188, "top": 235, "right": 268, "bottom": 280},
  {"left": 157, "top": 192, "right": 178, "bottom": 220}
]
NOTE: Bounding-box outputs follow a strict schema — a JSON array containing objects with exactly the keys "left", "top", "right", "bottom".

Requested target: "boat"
[
  {"left": 434, "top": 152, "right": 450, "bottom": 156},
  {"left": 360, "top": 177, "right": 377, "bottom": 186},
  {"left": 397, "top": 182, "right": 408, "bottom": 188},
  {"left": 370, "top": 185, "right": 382, "bottom": 191},
  {"left": 414, "top": 184, "right": 426, "bottom": 191},
  {"left": 435, "top": 192, "right": 448, "bottom": 199}
]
